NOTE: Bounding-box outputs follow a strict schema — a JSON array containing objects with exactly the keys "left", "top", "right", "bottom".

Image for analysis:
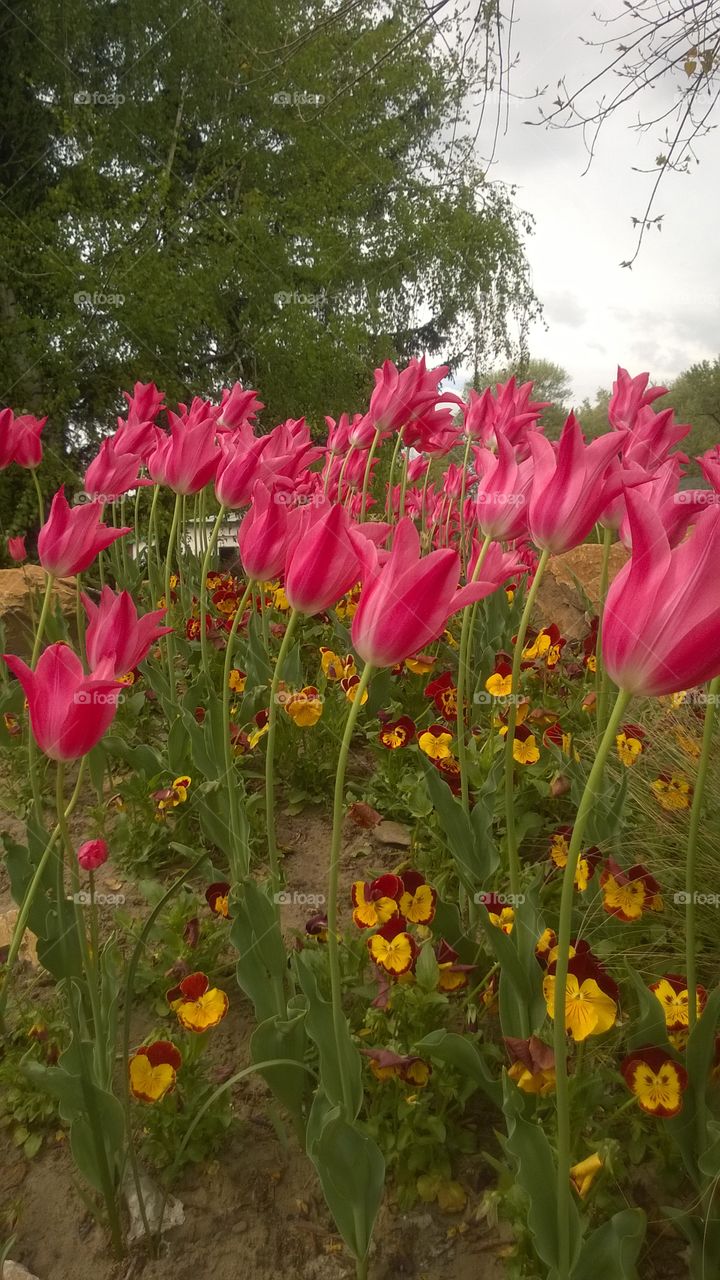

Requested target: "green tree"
[
  {"left": 665, "top": 359, "right": 720, "bottom": 463},
  {"left": 0, "top": 0, "right": 537, "bottom": 535}
]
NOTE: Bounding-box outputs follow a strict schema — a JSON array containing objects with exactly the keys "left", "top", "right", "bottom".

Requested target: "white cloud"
[{"left": 468, "top": 0, "right": 720, "bottom": 401}]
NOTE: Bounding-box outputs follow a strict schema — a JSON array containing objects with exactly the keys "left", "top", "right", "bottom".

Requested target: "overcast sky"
[{"left": 470, "top": 0, "right": 720, "bottom": 403}]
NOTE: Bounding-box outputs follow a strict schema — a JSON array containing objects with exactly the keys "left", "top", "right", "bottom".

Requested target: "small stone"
[
  {"left": 374, "top": 820, "right": 411, "bottom": 847},
  {"left": 3, "top": 1262, "right": 41, "bottom": 1280},
  {"left": 123, "top": 1170, "right": 184, "bottom": 1242}
]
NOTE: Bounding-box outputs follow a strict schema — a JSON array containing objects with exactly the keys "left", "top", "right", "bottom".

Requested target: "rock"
[
  {"left": 535, "top": 543, "right": 629, "bottom": 639},
  {"left": 0, "top": 907, "right": 39, "bottom": 969},
  {"left": 373, "top": 820, "right": 412, "bottom": 848},
  {"left": 0, "top": 566, "right": 77, "bottom": 656},
  {"left": 3, "top": 1263, "right": 40, "bottom": 1280},
  {"left": 124, "top": 1170, "right": 184, "bottom": 1242}
]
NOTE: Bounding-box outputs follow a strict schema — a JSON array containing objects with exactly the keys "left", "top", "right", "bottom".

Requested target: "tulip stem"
[
  {"left": 457, "top": 533, "right": 492, "bottom": 814},
  {"left": 458, "top": 433, "right": 474, "bottom": 566},
  {"left": 397, "top": 448, "right": 410, "bottom": 520},
  {"left": 0, "top": 761, "right": 86, "bottom": 1026},
  {"left": 199, "top": 506, "right": 226, "bottom": 674},
  {"left": 360, "top": 429, "right": 381, "bottom": 520},
  {"left": 265, "top": 609, "right": 300, "bottom": 892},
  {"left": 504, "top": 548, "right": 550, "bottom": 898},
  {"left": 27, "top": 572, "right": 56, "bottom": 816},
  {"left": 221, "top": 580, "right": 254, "bottom": 881},
  {"left": 31, "top": 466, "right": 45, "bottom": 528},
  {"left": 55, "top": 762, "right": 124, "bottom": 1257},
  {"left": 594, "top": 525, "right": 614, "bottom": 739},
  {"left": 31, "top": 572, "right": 55, "bottom": 666},
  {"left": 164, "top": 493, "right": 182, "bottom": 690},
  {"left": 685, "top": 675, "right": 720, "bottom": 1033},
  {"left": 552, "top": 687, "right": 631, "bottom": 1280},
  {"left": 384, "top": 433, "right": 403, "bottom": 520},
  {"left": 326, "top": 662, "right": 374, "bottom": 1118}
]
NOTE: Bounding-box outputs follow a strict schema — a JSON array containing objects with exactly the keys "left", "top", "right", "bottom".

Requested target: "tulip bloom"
[
  {"left": 38, "top": 487, "right": 130, "bottom": 577},
  {"left": 7, "top": 535, "right": 26, "bottom": 563},
  {"left": 148, "top": 419, "right": 220, "bottom": 494},
  {"left": 237, "top": 482, "right": 290, "bottom": 579},
  {"left": 608, "top": 367, "right": 667, "bottom": 431},
  {"left": 3, "top": 643, "right": 122, "bottom": 760},
  {"left": 473, "top": 429, "right": 533, "bottom": 540},
  {"left": 368, "top": 357, "right": 452, "bottom": 433},
  {"left": 82, "top": 587, "right": 172, "bottom": 676},
  {"left": 84, "top": 437, "right": 151, "bottom": 501},
  {"left": 351, "top": 519, "right": 511, "bottom": 668},
  {"left": 602, "top": 491, "right": 720, "bottom": 696},
  {"left": 527, "top": 414, "right": 625, "bottom": 553},
  {"left": 77, "top": 839, "right": 109, "bottom": 871},
  {"left": 284, "top": 503, "right": 362, "bottom": 615},
  {"left": 12, "top": 414, "right": 47, "bottom": 468}
]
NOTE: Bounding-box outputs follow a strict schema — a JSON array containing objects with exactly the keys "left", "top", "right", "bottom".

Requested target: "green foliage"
[{"left": 0, "top": 0, "right": 536, "bottom": 536}]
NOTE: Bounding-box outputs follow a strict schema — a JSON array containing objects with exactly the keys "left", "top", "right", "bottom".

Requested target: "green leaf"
[
  {"left": 294, "top": 952, "right": 362, "bottom": 1118},
  {"left": 250, "top": 1000, "right": 309, "bottom": 1127},
  {"left": 413, "top": 1029, "right": 501, "bottom": 1106},
  {"left": 570, "top": 1209, "right": 646, "bottom": 1280},
  {"left": 311, "top": 1114, "right": 385, "bottom": 1263},
  {"left": 503, "top": 1075, "right": 581, "bottom": 1274},
  {"left": 230, "top": 879, "right": 288, "bottom": 1026}
]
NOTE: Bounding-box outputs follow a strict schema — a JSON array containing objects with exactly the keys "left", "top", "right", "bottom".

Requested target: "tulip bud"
[
  {"left": 77, "top": 838, "right": 109, "bottom": 871},
  {"left": 7, "top": 535, "right": 26, "bottom": 563}
]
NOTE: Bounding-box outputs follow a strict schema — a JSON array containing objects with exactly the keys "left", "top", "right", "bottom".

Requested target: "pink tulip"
[
  {"left": 350, "top": 518, "right": 511, "bottom": 667},
  {"left": 7, "top": 535, "right": 26, "bottom": 563},
  {"left": 527, "top": 414, "right": 625, "bottom": 553},
  {"left": 401, "top": 406, "right": 461, "bottom": 456},
  {"left": 619, "top": 404, "right": 691, "bottom": 471},
  {"left": 148, "top": 419, "right": 220, "bottom": 495},
  {"left": 113, "top": 418, "right": 159, "bottom": 461},
  {"left": 3, "top": 643, "right": 122, "bottom": 760},
  {"left": 473, "top": 427, "right": 533, "bottom": 540},
  {"left": 603, "top": 490, "right": 720, "bottom": 696},
  {"left": 215, "top": 434, "right": 273, "bottom": 507},
  {"left": 284, "top": 503, "right": 362, "bottom": 614},
  {"left": 368, "top": 358, "right": 457, "bottom": 434},
  {"left": 38, "top": 487, "right": 131, "bottom": 577},
  {"left": 217, "top": 383, "right": 264, "bottom": 431},
  {"left": 698, "top": 445, "right": 720, "bottom": 492},
  {"left": 82, "top": 587, "right": 172, "bottom": 676},
  {"left": 122, "top": 381, "right": 165, "bottom": 425},
  {"left": 12, "top": 414, "right": 47, "bottom": 468},
  {"left": 407, "top": 455, "right": 430, "bottom": 483},
  {"left": 84, "top": 437, "right": 152, "bottom": 501},
  {"left": 237, "top": 483, "right": 290, "bottom": 580},
  {"left": 467, "top": 538, "right": 527, "bottom": 593},
  {"left": 608, "top": 367, "right": 667, "bottom": 431},
  {"left": 77, "top": 839, "right": 109, "bottom": 871},
  {"left": 0, "top": 408, "right": 15, "bottom": 469}
]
